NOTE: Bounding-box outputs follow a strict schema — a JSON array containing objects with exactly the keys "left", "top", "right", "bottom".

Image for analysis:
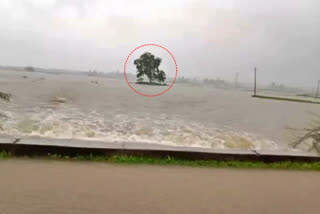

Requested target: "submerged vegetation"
[
  {"left": 291, "top": 113, "right": 320, "bottom": 154},
  {"left": 1, "top": 151, "right": 320, "bottom": 170},
  {"left": 0, "top": 91, "right": 11, "bottom": 102},
  {"left": 135, "top": 81, "right": 167, "bottom": 86}
]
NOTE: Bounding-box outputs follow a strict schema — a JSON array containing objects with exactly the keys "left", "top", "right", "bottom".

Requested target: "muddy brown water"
[{"left": 1, "top": 69, "right": 320, "bottom": 152}]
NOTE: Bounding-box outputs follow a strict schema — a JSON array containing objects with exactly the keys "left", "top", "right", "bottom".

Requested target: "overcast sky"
[{"left": 0, "top": 0, "right": 319, "bottom": 87}]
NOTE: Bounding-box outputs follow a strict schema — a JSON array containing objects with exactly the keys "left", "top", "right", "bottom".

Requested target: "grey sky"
[{"left": 0, "top": 0, "right": 319, "bottom": 87}]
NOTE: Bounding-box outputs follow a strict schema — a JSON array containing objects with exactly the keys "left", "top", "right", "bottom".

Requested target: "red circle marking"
[{"left": 124, "top": 44, "right": 178, "bottom": 97}]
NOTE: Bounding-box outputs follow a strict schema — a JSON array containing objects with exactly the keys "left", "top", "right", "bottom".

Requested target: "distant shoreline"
[{"left": 252, "top": 94, "right": 320, "bottom": 104}]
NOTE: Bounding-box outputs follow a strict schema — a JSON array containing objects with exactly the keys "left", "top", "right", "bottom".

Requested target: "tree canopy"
[{"left": 134, "top": 52, "right": 166, "bottom": 84}]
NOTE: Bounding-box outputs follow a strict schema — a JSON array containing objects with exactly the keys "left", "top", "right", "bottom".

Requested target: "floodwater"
[
  {"left": 1, "top": 69, "right": 320, "bottom": 152},
  {"left": 1, "top": 159, "right": 320, "bottom": 214}
]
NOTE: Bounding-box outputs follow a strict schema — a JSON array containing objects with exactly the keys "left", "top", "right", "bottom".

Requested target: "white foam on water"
[
  {"left": 2, "top": 73, "right": 320, "bottom": 154},
  {"left": 0, "top": 103, "right": 279, "bottom": 151}
]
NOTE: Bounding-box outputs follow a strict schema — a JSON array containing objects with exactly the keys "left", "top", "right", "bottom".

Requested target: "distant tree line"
[
  {"left": 203, "top": 78, "right": 228, "bottom": 88},
  {"left": 24, "top": 66, "right": 35, "bottom": 72}
]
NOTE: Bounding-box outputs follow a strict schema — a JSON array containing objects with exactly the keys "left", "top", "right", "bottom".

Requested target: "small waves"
[{"left": 0, "top": 104, "right": 278, "bottom": 150}]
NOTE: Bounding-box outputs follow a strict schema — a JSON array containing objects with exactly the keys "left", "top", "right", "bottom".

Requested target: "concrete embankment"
[
  {"left": 0, "top": 136, "right": 319, "bottom": 162},
  {"left": 252, "top": 95, "right": 320, "bottom": 104}
]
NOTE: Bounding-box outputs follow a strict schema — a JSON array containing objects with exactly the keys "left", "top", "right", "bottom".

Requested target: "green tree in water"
[{"left": 134, "top": 52, "right": 166, "bottom": 84}]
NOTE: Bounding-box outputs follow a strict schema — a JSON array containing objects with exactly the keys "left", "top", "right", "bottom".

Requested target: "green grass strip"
[
  {"left": 2, "top": 151, "right": 320, "bottom": 170},
  {"left": 0, "top": 150, "right": 12, "bottom": 159},
  {"left": 109, "top": 155, "right": 320, "bottom": 170}
]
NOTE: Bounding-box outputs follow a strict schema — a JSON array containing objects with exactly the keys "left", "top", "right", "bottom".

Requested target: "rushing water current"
[{"left": 1, "top": 70, "right": 320, "bottom": 152}]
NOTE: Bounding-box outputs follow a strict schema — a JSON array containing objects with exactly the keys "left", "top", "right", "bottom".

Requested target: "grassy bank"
[
  {"left": 252, "top": 95, "right": 320, "bottom": 104},
  {"left": 1, "top": 151, "right": 320, "bottom": 170}
]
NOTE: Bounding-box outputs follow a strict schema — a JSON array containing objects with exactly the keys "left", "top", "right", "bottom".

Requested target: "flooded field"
[{"left": 1, "top": 69, "right": 320, "bottom": 152}]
